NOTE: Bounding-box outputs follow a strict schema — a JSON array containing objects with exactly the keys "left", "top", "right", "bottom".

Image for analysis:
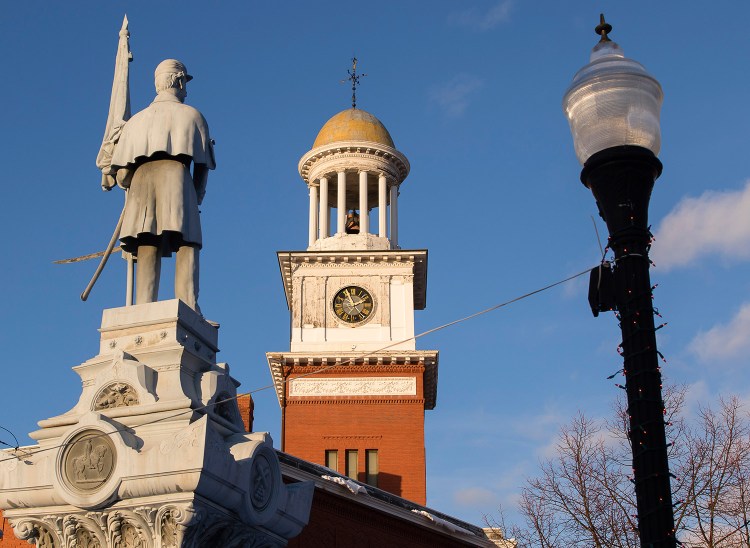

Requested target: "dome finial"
[
  {"left": 341, "top": 56, "right": 367, "bottom": 109},
  {"left": 595, "top": 13, "right": 612, "bottom": 43}
]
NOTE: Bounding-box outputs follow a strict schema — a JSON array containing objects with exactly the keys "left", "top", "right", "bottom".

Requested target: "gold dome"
[{"left": 313, "top": 108, "right": 395, "bottom": 149}]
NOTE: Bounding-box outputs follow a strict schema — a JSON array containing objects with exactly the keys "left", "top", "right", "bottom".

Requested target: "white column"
[
  {"left": 308, "top": 184, "right": 318, "bottom": 246},
  {"left": 390, "top": 184, "right": 399, "bottom": 248},
  {"left": 359, "top": 171, "right": 369, "bottom": 234},
  {"left": 337, "top": 171, "right": 346, "bottom": 234},
  {"left": 378, "top": 174, "right": 387, "bottom": 238},
  {"left": 319, "top": 176, "right": 329, "bottom": 239}
]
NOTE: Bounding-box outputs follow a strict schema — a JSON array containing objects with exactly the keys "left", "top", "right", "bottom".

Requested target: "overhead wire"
[{"left": 0, "top": 264, "right": 594, "bottom": 465}]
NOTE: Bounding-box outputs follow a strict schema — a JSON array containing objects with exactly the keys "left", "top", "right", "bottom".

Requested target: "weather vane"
[{"left": 341, "top": 56, "right": 366, "bottom": 109}]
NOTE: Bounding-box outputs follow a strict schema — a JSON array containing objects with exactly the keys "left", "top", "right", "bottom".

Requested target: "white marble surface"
[{"left": 0, "top": 301, "right": 312, "bottom": 547}]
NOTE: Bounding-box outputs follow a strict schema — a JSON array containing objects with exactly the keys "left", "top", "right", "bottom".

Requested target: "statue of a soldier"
[{"left": 105, "top": 59, "right": 215, "bottom": 311}]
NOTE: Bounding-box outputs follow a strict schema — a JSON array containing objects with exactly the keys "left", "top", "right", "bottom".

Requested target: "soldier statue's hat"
[{"left": 154, "top": 59, "right": 193, "bottom": 82}]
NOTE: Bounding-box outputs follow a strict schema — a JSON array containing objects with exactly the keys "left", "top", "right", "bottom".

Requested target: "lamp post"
[{"left": 563, "top": 16, "right": 676, "bottom": 547}]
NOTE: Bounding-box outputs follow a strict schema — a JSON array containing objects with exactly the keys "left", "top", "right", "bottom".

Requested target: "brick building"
[{"left": 267, "top": 107, "right": 439, "bottom": 506}]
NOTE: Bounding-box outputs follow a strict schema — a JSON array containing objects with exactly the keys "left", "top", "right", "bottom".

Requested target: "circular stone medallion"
[
  {"left": 62, "top": 430, "right": 116, "bottom": 493},
  {"left": 250, "top": 453, "right": 275, "bottom": 511}
]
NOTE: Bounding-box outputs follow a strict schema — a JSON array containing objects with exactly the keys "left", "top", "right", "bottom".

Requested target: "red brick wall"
[
  {"left": 284, "top": 366, "right": 427, "bottom": 505},
  {"left": 0, "top": 512, "right": 26, "bottom": 547},
  {"left": 237, "top": 393, "right": 254, "bottom": 432}
]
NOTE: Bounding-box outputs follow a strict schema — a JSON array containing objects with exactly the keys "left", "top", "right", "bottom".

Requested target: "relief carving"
[
  {"left": 250, "top": 454, "right": 274, "bottom": 511},
  {"left": 62, "top": 431, "right": 116, "bottom": 492},
  {"left": 117, "top": 523, "right": 144, "bottom": 548},
  {"left": 289, "top": 376, "right": 416, "bottom": 397},
  {"left": 160, "top": 512, "right": 179, "bottom": 548},
  {"left": 75, "top": 527, "right": 101, "bottom": 548},
  {"left": 94, "top": 382, "right": 139, "bottom": 410},
  {"left": 159, "top": 504, "right": 201, "bottom": 548},
  {"left": 37, "top": 525, "right": 57, "bottom": 548},
  {"left": 107, "top": 513, "right": 147, "bottom": 548},
  {"left": 159, "top": 424, "right": 200, "bottom": 454},
  {"left": 12, "top": 520, "right": 57, "bottom": 547}
]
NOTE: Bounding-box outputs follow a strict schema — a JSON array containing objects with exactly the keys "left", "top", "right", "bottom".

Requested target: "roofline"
[{"left": 277, "top": 450, "right": 495, "bottom": 547}]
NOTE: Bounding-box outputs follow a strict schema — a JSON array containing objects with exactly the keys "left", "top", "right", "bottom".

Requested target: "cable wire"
[{"left": 0, "top": 265, "right": 593, "bottom": 464}]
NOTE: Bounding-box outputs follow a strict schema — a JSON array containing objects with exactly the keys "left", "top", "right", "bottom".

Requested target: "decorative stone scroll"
[
  {"left": 37, "top": 525, "right": 56, "bottom": 548},
  {"left": 75, "top": 527, "right": 101, "bottom": 548},
  {"left": 289, "top": 376, "right": 416, "bottom": 397},
  {"left": 12, "top": 520, "right": 58, "bottom": 547},
  {"left": 116, "top": 522, "right": 144, "bottom": 547},
  {"left": 94, "top": 382, "right": 139, "bottom": 410},
  {"left": 160, "top": 510, "right": 179, "bottom": 548}
]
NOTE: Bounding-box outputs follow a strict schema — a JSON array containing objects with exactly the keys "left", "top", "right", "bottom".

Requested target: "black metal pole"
[{"left": 581, "top": 145, "right": 676, "bottom": 547}]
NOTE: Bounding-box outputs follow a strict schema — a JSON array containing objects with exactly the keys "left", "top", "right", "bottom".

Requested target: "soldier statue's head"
[{"left": 154, "top": 59, "right": 193, "bottom": 100}]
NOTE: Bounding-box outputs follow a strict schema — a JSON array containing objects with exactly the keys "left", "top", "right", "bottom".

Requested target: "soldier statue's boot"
[
  {"left": 135, "top": 245, "right": 161, "bottom": 304},
  {"left": 176, "top": 245, "right": 200, "bottom": 313}
]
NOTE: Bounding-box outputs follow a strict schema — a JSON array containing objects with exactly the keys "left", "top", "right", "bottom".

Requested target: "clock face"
[{"left": 333, "top": 286, "right": 374, "bottom": 324}]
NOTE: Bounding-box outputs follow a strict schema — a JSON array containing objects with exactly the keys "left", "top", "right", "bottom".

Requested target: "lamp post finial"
[{"left": 595, "top": 13, "right": 612, "bottom": 43}]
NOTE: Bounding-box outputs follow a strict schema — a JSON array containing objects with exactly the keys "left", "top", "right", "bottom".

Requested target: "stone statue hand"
[
  {"left": 116, "top": 168, "right": 133, "bottom": 190},
  {"left": 193, "top": 164, "right": 209, "bottom": 206},
  {"left": 101, "top": 173, "right": 117, "bottom": 192}
]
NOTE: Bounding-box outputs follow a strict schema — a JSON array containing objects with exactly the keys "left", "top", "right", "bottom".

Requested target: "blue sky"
[{"left": 3, "top": 0, "right": 750, "bottom": 528}]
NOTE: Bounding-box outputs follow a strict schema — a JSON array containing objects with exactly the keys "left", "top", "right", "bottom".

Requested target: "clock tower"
[{"left": 267, "top": 108, "right": 438, "bottom": 505}]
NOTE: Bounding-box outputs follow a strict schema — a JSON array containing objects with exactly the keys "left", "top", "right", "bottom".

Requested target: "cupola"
[{"left": 298, "top": 107, "right": 409, "bottom": 251}]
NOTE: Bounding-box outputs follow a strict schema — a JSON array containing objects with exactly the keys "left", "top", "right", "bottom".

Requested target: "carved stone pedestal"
[{"left": 0, "top": 300, "right": 313, "bottom": 547}]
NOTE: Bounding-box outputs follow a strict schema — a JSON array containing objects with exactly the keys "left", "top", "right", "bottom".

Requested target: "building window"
[
  {"left": 366, "top": 449, "right": 379, "bottom": 487},
  {"left": 325, "top": 450, "right": 338, "bottom": 472},
  {"left": 346, "top": 449, "right": 358, "bottom": 480}
]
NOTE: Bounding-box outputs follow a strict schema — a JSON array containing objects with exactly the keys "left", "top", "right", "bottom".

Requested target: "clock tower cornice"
[
  {"left": 267, "top": 350, "right": 439, "bottom": 410},
  {"left": 276, "top": 249, "right": 428, "bottom": 310}
]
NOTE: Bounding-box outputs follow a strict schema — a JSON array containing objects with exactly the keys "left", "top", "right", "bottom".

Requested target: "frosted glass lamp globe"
[{"left": 563, "top": 37, "right": 663, "bottom": 165}]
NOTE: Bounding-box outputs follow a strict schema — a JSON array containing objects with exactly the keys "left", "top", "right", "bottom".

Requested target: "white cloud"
[
  {"left": 453, "top": 486, "right": 497, "bottom": 506},
  {"left": 451, "top": 0, "right": 513, "bottom": 31},
  {"left": 689, "top": 302, "right": 750, "bottom": 362},
  {"left": 429, "top": 75, "right": 483, "bottom": 118},
  {"left": 681, "top": 380, "right": 711, "bottom": 419},
  {"left": 652, "top": 181, "right": 750, "bottom": 270}
]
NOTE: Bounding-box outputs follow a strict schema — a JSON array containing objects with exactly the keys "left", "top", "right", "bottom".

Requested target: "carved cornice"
[
  {"left": 276, "top": 249, "right": 428, "bottom": 311},
  {"left": 308, "top": 155, "right": 401, "bottom": 186},
  {"left": 267, "top": 350, "right": 438, "bottom": 410},
  {"left": 299, "top": 140, "right": 410, "bottom": 185},
  {"left": 7, "top": 500, "right": 288, "bottom": 548},
  {"left": 287, "top": 365, "right": 427, "bottom": 373}
]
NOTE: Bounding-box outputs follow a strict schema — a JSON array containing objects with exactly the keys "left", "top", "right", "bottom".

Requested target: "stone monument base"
[{"left": 0, "top": 300, "right": 312, "bottom": 547}]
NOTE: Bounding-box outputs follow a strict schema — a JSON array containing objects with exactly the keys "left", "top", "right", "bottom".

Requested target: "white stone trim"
[
  {"left": 289, "top": 376, "right": 417, "bottom": 397},
  {"left": 298, "top": 140, "right": 409, "bottom": 185}
]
